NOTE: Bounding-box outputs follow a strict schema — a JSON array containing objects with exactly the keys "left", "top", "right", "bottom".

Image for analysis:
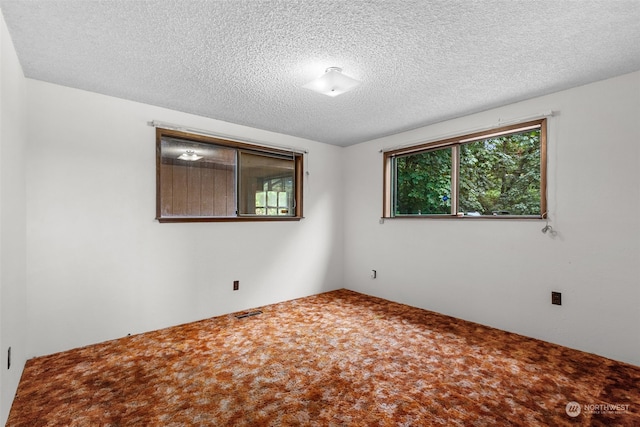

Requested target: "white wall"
[
  {"left": 25, "top": 80, "right": 344, "bottom": 358},
  {"left": 0, "top": 10, "right": 28, "bottom": 425},
  {"left": 344, "top": 71, "right": 640, "bottom": 366}
]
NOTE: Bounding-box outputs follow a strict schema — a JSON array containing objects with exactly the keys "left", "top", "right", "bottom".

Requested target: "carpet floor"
[{"left": 7, "top": 289, "right": 640, "bottom": 426}]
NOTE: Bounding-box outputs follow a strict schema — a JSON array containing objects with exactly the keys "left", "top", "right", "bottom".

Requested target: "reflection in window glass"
[
  {"left": 278, "top": 192, "right": 288, "bottom": 209},
  {"left": 238, "top": 152, "right": 295, "bottom": 216},
  {"left": 159, "top": 137, "right": 237, "bottom": 217},
  {"left": 157, "top": 129, "right": 303, "bottom": 222}
]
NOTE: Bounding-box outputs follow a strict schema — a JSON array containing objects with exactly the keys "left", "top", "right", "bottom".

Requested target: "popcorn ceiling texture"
[{"left": 1, "top": 0, "right": 639, "bottom": 146}]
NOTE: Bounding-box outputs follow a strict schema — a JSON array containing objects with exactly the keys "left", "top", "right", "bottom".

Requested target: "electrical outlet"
[
  {"left": 233, "top": 280, "right": 239, "bottom": 291},
  {"left": 552, "top": 291, "right": 562, "bottom": 305}
]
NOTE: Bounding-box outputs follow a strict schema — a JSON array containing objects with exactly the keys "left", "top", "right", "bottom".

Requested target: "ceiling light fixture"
[
  {"left": 303, "top": 67, "right": 361, "bottom": 97},
  {"left": 177, "top": 150, "right": 203, "bottom": 161}
]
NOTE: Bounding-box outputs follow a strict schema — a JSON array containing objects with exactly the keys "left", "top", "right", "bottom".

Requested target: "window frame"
[
  {"left": 156, "top": 128, "right": 303, "bottom": 223},
  {"left": 383, "top": 119, "right": 547, "bottom": 219}
]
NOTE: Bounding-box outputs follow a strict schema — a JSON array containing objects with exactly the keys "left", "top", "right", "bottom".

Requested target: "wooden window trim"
[
  {"left": 383, "top": 119, "right": 547, "bottom": 219},
  {"left": 156, "top": 128, "right": 303, "bottom": 223}
]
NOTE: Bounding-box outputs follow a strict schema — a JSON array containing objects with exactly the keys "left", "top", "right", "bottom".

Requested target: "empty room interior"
[{"left": 1, "top": 1, "right": 639, "bottom": 425}]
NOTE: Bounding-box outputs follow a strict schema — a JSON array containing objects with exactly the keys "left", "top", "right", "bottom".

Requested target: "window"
[
  {"left": 383, "top": 119, "right": 547, "bottom": 218},
  {"left": 156, "top": 128, "right": 303, "bottom": 222}
]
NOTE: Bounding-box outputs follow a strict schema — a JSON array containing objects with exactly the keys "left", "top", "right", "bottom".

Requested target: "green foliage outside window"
[
  {"left": 393, "top": 129, "right": 541, "bottom": 216},
  {"left": 459, "top": 130, "right": 541, "bottom": 215},
  {"left": 395, "top": 149, "right": 451, "bottom": 215}
]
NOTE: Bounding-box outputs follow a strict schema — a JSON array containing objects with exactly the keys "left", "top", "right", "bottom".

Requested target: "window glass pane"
[
  {"left": 267, "top": 191, "right": 278, "bottom": 207},
  {"left": 459, "top": 129, "right": 541, "bottom": 216},
  {"left": 394, "top": 148, "right": 452, "bottom": 215},
  {"left": 159, "top": 137, "right": 237, "bottom": 217},
  {"left": 278, "top": 192, "right": 288, "bottom": 208},
  {"left": 238, "top": 152, "right": 295, "bottom": 216}
]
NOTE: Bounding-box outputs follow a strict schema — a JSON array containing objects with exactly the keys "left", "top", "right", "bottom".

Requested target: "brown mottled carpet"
[{"left": 7, "top": 289, "right": 640, "bottom": 426}]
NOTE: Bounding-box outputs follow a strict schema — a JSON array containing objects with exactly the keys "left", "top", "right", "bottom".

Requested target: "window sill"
[
  {"left": 382, "top": 215, "right": 546, "bottom": 220},
  {"left": 157, "top": 216, "right": 303, "bottom": 223}
]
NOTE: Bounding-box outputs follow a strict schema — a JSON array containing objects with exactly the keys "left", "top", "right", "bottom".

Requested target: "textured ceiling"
[{"left": 1, "top": 1, "right": 639, "bottom": 147}]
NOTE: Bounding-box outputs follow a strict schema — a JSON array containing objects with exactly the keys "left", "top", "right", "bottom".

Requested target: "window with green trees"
[{"left": 383, "top": 119, "right": 547, "bottom": 218}]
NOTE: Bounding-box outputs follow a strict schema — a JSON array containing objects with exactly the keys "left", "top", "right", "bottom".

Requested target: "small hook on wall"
[{"left": 541, "top": 223, "right": 558, "bottom": 237}]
